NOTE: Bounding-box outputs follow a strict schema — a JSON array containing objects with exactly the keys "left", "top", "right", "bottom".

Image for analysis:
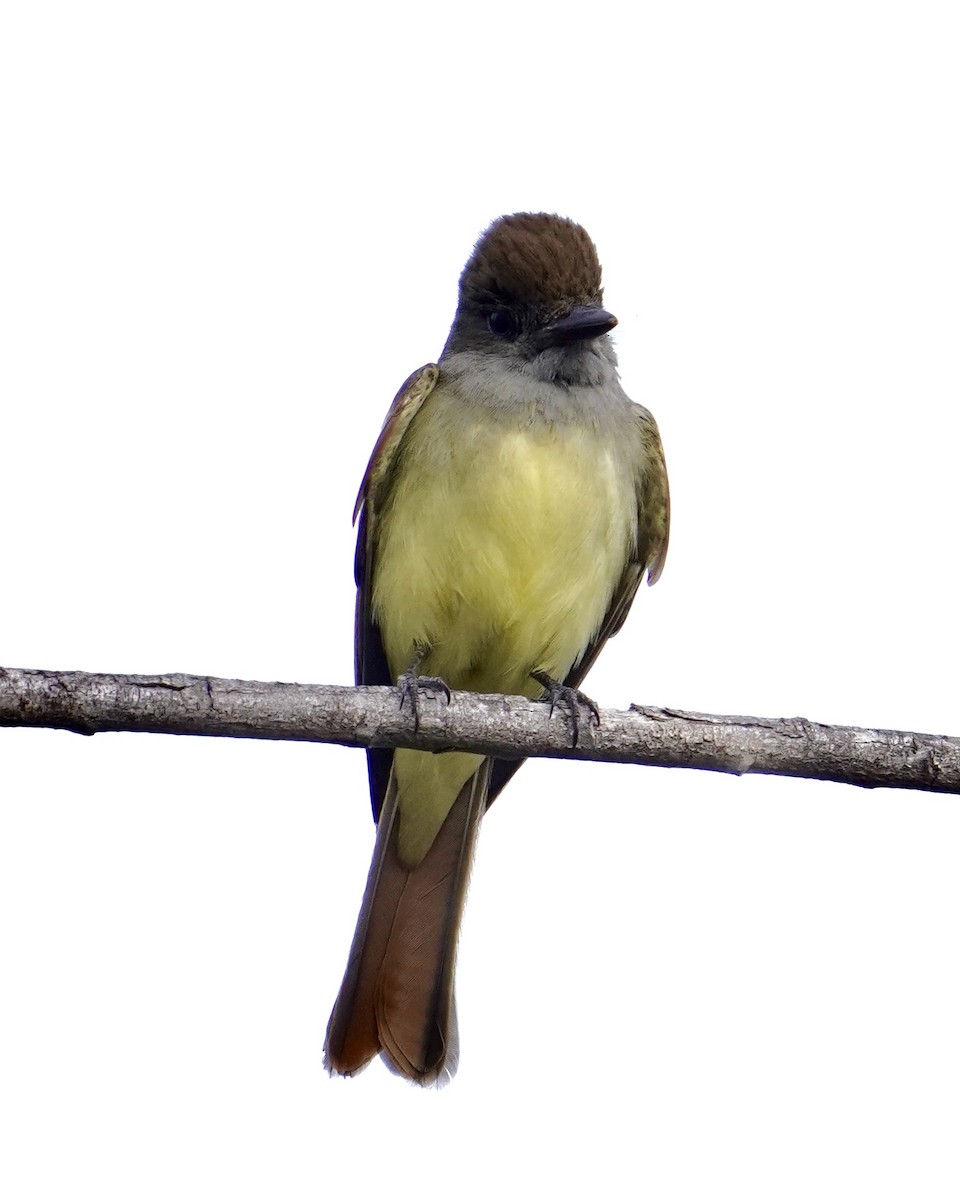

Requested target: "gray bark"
[{"left": 2, "top": 665, "right": 958, "bottom": 795}]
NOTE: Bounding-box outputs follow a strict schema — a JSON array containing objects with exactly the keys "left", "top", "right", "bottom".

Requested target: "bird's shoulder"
[{"left": 353, "top": 363, "right": 439, "bottom": 524}]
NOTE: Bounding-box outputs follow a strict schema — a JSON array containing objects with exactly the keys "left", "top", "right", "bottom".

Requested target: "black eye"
[{"left": 487, "top": 308, "right": 519, "bottom": 339}]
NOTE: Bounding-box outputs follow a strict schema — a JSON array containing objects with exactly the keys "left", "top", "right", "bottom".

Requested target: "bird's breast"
[{"left": 372, "top": 386, "right": 638, "bottom": 698}]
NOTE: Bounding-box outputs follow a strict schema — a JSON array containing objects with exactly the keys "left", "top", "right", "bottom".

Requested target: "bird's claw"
[
  {"left": 397, "top": 667, "right": 451, "bottom": 731},
  {"left": 531, "top": 670, "right": 601, "bottom": 748}
]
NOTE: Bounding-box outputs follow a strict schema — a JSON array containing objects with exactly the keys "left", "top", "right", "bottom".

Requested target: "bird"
[{"left": 324, "top": 212, "right": 670, "bottom": 1085}]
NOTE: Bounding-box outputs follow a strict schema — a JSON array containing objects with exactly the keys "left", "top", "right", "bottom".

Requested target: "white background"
[{"left": 2, "top": 2, "right": 959, "bottom": 1196}]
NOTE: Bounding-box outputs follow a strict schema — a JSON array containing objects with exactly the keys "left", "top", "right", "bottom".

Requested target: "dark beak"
[{"left": 536, "top": 305, "right": 618, "bottom": 350}]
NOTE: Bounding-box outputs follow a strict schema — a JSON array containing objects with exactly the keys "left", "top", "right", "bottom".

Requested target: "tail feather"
[
  {"left": 323, "top": 790, "right": 405, "bottom": 1076},
  {"left": 325, "top": 760, "right": 489, "bottom": 1085}
]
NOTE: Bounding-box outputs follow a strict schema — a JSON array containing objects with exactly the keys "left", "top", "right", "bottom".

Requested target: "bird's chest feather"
[{"left": 372, "top": 402, "right": 636, "bottom": 691}]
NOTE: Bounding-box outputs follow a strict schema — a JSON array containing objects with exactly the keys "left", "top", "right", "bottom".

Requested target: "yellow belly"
[{"left": 372, "top": 389, "right": 637, "bottom": 863}]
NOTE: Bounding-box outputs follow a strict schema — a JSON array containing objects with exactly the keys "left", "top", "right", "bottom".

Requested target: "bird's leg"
[
  {"left": 530, "top": 670, "right": 601, "bottom": 749},
  {"left": 397, "top": 644, "right": 452, "bottom": 732}
]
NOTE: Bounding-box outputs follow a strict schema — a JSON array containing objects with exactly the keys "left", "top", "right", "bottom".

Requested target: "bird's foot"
[
  {"left": 397, "top": 656, "right": 451, "bottom": 732},
  {"left": 531, "top": 670, "right": 601, "bottom": 748}
]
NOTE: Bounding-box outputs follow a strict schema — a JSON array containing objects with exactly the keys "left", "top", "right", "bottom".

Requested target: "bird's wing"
[
  {"left": 487, "top": 403, "right": 670, "bottom": 805},
  {"left": 353, "top": 364, "right": 440, "bottom": 820},
  {"left": 568, "top": 402, "right": 670, "bottom": 677}
]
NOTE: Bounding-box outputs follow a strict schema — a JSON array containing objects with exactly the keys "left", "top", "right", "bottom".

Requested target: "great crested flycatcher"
[{"left": 324, "top": 213, "right": 670, "bottom": 1085}]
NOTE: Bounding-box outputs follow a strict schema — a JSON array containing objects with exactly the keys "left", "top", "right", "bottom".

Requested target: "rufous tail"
[{"left": 324, "top": 760, "right": 489, "bottom": 1085}]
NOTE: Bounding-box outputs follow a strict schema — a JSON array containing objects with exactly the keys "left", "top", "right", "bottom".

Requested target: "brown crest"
[{"left": 459, "top": 213, "right": 604, "bottom": 313}]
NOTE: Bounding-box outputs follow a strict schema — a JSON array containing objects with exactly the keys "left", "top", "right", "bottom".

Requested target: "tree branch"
[{"left": 1, "top": 665, "right": 958, "bottom": 794}]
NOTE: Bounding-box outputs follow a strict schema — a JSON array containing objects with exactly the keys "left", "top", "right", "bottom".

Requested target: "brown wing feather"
[
  {"left": 353, "top": 364, "right": 440, "bottom": 525},
  {"left": 568, "top": 403, "right": 670, "bottom": 676},
  {"left": 354, "top": 364, "right": 439, "bottom": 820}
]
